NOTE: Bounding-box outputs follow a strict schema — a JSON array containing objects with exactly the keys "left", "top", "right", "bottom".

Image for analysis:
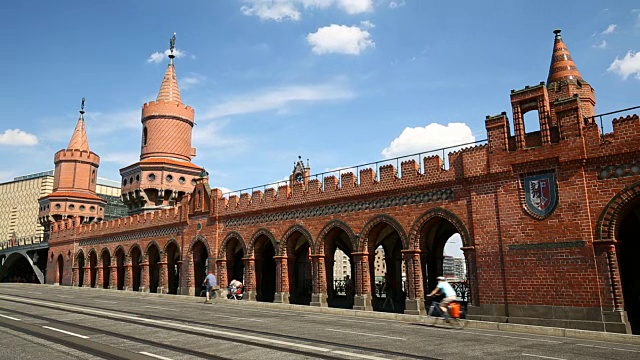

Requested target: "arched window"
[{"left": 142, "top": 127, "right": 148, "bottom": 147}]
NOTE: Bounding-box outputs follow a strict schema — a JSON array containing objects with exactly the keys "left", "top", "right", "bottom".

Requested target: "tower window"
[
  {"left": 69, "top": 204, "right": 75, "bottom": 210},
  {"left": 148, "top": 173, "right": 156, "bottom": 181},
  {"left": 143, "top": 127, "right": 148, "bottom": 147},
  {"left": 166, "top": 174, "right": 173, "bottom": 182},
  {"left": 79, "top": 205, "right": 85, "bottom": 211},
  {"left": 136, "top": 174, "right": 140, "bottom": 182},
  {"left": 123, "top": 178, "right": 127, "bottom": 186},
  {"left": 179, "top": 176, "right": 186, "bottom": 184},
  {"left": 55, "top": 204, "right": 61, "bottom": 210}
]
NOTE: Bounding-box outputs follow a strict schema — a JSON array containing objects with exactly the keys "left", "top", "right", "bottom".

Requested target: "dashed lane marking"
[
  {"left": 0, "top": 313, "right": 21, "bottom": 321},
  {"left": 139, "top": 351, "right": 174, "bottom": 360},
  {"left": 325, "top": 329, "right": 406, "bottom": 340},
  {"left": 42, "top": 326, "right": 89, "bottom": 339},
  {"left": 522, "top": 354, "right": 566, "bottom": 360}
]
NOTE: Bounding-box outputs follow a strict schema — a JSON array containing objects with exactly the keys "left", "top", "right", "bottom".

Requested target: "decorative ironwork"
[
  {"left": 225, "top": 189, "right": 454, "bottom": 227},
  {"left": 450, "top": 280, "right": 469, "bottom": 301},
  {"left": 333, "top": 279, "right": 347, "bottom": 296}
]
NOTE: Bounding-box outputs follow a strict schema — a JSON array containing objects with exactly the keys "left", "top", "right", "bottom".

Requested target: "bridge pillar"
[
  {"left": 216, "top": 259, "right": 228, "bottom": 297},
  {"left": 274, "top": 255, "right": 290, "bottom": 304},
  {"left": 96, "top": 266, "right": 104, "bottom": 288},
  {"left": 402, "top": 250, "right": 426, "bottom": 315},
  {"left": 310, "top": 254, "right": 327, "bottom": 307},
  {"left": 139, "top": 262, "right": 149, "bottom": 292},
  {"left": 125, "top": 257, "right": 133, "bottom": 291},
  {"left": 109, "top": 257, "right": 117, "bottom": 290},
  {"left": 84, "top": 267, "right": 91, "bottom": 288},
  {"left": 353, "top": 252, "right": 373, "bottom": 311},
  {"left": 243, "top": 257, "right": 257, "bottom": 301},
  {"left": 72, "top": 267, "right": 79, "bottom": 286},
  {"left": 158, "top": 260, "right": 168, "bottom": 294}
]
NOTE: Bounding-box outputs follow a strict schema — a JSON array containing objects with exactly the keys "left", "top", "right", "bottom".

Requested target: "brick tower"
[
  {"left": 39, "top": 99, "right": 107, "bottom": 231},
  {"left": 120, "top": 34, "right": 202, "bottom": 214}
]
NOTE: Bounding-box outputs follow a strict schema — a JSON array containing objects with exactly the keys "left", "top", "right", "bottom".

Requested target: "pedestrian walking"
[{"left": 203, "top": 270, "right": 217, "bottom": 303}]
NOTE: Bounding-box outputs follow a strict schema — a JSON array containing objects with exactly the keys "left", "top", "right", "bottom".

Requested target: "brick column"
[
  {"left": 96, "top": 266, "right": 104, "bottom": 288},
  {"left": 402, "top": 249, "right": 425, "bottom": 315},
  {"left": 157, "top": 260, "right": 168, "bottom": 294},
  {"left": 310, "top": 254, "right": 327, "bottom": 307},
  {"left": 72, "top": 267, "right": 79, "bottom": 287},
  {"left": 606, "top": 245, "right": 623, "bottom": 311},
  {"left": 84, "top": 267, "right": 91, "bottom": 288},
  {"left": 512, "top": 103, "right": 526, "bottom": 149},
  {"left": 109, "top": 263, "right": 117, "bottom": 289},
  {"left": 125, "top": 256, "right": 133, "bottom": 291},
  {"left": 352, "top": 252, "right": 372, "bottom": 311},
  {"left": 139, "top": 262, "right": 149, "bottom": 292},
  {"left": 243, "top": 257, "right": 256, "bottom": 301},
  {"left": 462, "top": 246, "right": 479, "bottom": 306},
  {"left": 217, "top": 259, "right": 228, "bottom": 297},
  {"left": 274, "top": 255, "right": 290, "bottom": 304}
]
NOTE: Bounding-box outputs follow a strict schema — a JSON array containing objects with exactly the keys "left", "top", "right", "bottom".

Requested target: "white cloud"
[
  {"left": 240, "top": 0, "right": 371, "bottom": 21},
  {"left": 592, "top": 40, "right": 607, "bottom": 49},
  {"left": 360, "top": 20, "right": 375, "bottom": 29},
  {"left": 192, "top": 121, "right": 247, "bottom": 150},
  {"left": 307, "top": 24, "right": 375, "bottom": 55},
  {"left": 181, "top": 73, "right": 206, "bottom": 90},
  {"left": 101, "top": 152, "right": 139, "bottom": 166},
  {"left": 147, "top": 48, "right": 187, "bottom": 64},
  {"left": 602, "top": 24, "right": 617, "bottom": 35},
  {"left": 608, "top": 51, "right": 640, "bottom": 80},
  {"left": 381, "top": 122, "right": 476, "bottom": 159},
  {"left": 201, "top": 82, "right": 355, "bottom": 120},
  {"left": 389, "top": 0, "right": 405, "bottom": 9},
  {"left": 0, "top": 129, "right": 38, "bottom": 146}
]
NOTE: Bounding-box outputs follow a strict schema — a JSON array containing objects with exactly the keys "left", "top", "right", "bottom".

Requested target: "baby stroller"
[{"left": 228, "top": 281, "right": 243, "bottom": 300}]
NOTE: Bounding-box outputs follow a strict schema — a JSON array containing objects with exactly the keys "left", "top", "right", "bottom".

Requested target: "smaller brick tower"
[
  {"left": 120, "top": 33, "right": 202, "bottom": 214},
  {"left": 289, "top": 156, "right": 310, "bottom": 186},
  {"left": 39, "top": 99, "right": 107, "bottom": 231}
]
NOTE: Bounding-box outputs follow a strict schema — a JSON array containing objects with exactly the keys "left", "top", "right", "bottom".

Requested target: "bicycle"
[{"left": 425, "top": 297, "right": 465, "bottom": 329}]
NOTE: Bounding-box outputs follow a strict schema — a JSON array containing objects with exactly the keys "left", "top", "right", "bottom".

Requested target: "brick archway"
[
  {"left": 359, "top": 214, "right": 408, "bottom": 253},
  {"left": 281, "top": 224, "right": 314, "bottom": 305},
  {"left": 88, "top": 249, "right": 98, "bottom": 288},
  {"left": 218, "top": 232, "right": 247, "bottom": 259},
  {"left": 408, "top": 207, "right": 473, "bottom": 250},
  {"left": 99, "top": 247, "right": 112, "bottom": 289},
  {"left": 248, "top": 228, "right": 277, "bottom": 256},
  {"left": 280, "top": 224, "right": 314, "bottom": 256},
  {"left": 315, "top": 220, "right": 357, "bottom": 254},
  {"left": 596, "top": 180, "right": 640, "bottom": 242}
]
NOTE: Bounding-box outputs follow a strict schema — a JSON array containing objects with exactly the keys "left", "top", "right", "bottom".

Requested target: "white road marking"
[
  {"left": 139, "top": 351, "right": 174, "bottom": 360},
  {"left": 0, "top": 313, "right": 21, "bottom": 321},
  {"left": 42, "top": 326, "right": 89, "bottom": 339},
  {"left": 522, "top": 354, "right": 566, "bottom": 360},
  {"left": 56, "top": 295, "right": 72, "bottom": 298},
  {"left": 465, "top": 331, "right": 562, "bottom": 344},
  {"left": 93, "top": 300, "right": 117, "bottom": 304},
  {"left": 26, "top": 291, "right": 42, "bottom": 295},
  {"left": 0, "top": 294, "right": 389, "bottom": 360},
  {"left": 325, "top": 328, "right": 406, "bottom": 340},
  {"left": 143, "top": 306, "right": 174, "bottom": 311},
  {"left": 575, "top": 344, "right": 640, "bottom": 353}
]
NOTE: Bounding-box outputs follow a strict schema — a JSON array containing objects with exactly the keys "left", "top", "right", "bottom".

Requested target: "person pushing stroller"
[{"left": 228, "top": 279, "right": 243, "bottom": 300}]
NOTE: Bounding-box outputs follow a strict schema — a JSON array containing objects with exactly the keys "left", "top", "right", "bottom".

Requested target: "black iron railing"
[
  {"left": 584, "top": 105, "right": 640, "bottom": 140},
  {"left": 222, "top": 139, "right": 487, "bottom": 199}
]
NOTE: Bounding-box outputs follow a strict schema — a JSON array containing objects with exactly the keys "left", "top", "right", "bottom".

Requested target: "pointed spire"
[
  {"left": 156, "top": 33, "right": 182, "bottom": 103},
  {"left": 547, "top": 29, "right": 584, "bottom": 84},
  {"left": 67, "top": 98, "right": 90, "bottom": 151}
]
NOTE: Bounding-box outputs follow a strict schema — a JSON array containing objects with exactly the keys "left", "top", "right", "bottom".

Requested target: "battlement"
[
  {"left": 142, "top": 100, "right": 195, "bottom": 123},
  {"left": 54, "top": 149, "right": 100, "bottom": 164},
  {"left": 48, "top": 206, "right": 183, "bottom": 242}
]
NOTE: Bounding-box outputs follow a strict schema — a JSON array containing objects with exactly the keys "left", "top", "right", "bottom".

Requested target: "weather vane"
[
  {"left": 169, "top": 33, "right": 176, "bottom": 55},
  {"left": 80, "top": 97, "right": 86, "bottom": 115}
]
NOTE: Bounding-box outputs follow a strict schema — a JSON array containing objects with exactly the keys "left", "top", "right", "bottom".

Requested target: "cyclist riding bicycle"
[{"left": 428, "top": 276, "right": 457, "bottom": 319}]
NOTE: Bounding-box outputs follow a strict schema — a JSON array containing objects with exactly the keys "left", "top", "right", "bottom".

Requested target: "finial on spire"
[
  {"left": 553, "top": 29, "right": 561, "bottom": 38},
  {"left": 80, "top": 97, "right": 86, "bottom": 116},
  {"left": 169, "top": 33, "right": 177, "bottom": 62}
]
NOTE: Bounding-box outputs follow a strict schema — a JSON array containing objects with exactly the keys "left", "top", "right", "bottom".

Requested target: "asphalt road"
[{"left": 0, "top": 284, "right": 638, "bottom": 360}]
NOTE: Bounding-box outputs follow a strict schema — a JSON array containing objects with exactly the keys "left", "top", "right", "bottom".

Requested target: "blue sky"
[{"left": 1, "top": 1, "right": 639, "bottom": 253}]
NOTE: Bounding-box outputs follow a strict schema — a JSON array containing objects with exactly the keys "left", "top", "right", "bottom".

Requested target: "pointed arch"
[
  {"left": 163, "top": 238, "right": 181, "bottom": 254},
  {"left": 128, "top": 244, "right": 143, "bottom": 258},
  {"left": 99, "top": 247, "right": 112, "bottom": 259},
  {"left": 408, "top": 207, "right": 473, "bottom": 250},
  {"left": 219, "top": 232, "right": 247, "bottom": 259},
  {"left": 113, "top": 245, "right": 126, "bottom": 257},
  {"left": 188, "top": 234, "right": 211, "bottom": 257},
  {"left": 597, "top": 180, "right": 640, "bottom": 242},
  {"left": 87, "top": 248, "right": 98, "bottom": 260},
  {"left": 281, "top": 224, "right": 314, "bottom": 256},
  {"left": 145, "top": 240, "right": 162, "bottom": 256},
  {"left": 248, "top": 228, "right": 278, "bottom": 256},
  {"left": 315, "top": 220, "right": 357, "bottom": 254},
  {"left": 75, "top": 249, "right": 86, "bottom": 261},
  {"left": 359, "top": 214, "right": 409, "bottom": 252}
]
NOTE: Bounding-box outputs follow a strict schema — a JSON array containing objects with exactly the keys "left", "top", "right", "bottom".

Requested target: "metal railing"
[
  {"left": 222, "top": 139, "right": 488, "bottom": 199},
  {"left": 584, "top": 105, "right": 640, "bottom": 140}
]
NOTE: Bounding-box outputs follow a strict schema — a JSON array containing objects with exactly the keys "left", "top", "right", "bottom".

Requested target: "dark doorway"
[
  {"left": 148, "top": 244, "right": 160, "bottom": 293},
  {"left": 89, "top": 252, "right": 98, "bottom": 288},
  {"left": 225, "top": 238, "right": 245, "bottom": 286},
  {"left": 255, "top": 236, "right": 276, "bottom": 302},
  {"left": 289, "top": 235, "right": 312, "bottom": 305},
  {"left": 77, "top": 252, "right": 85, "bottom": 287},
  {"left": 57, "top": 255, "right": 64, "bottom": 284},
  {"left": 192, "top": 241, "right": 208, "bottom": 296},
  {"left": 115, "top": 248, "right": 125, "bottom": 290},
  {"left": 324, "top": 227, "right": 354, "bottom": 309},
  {"left": 618, "top": 203, "right": 640, "bottom": 334},
  {"left": 130, "top": 247, "right": 142, "bottom": 291},
  {"left": 166, "top": 242, "right": 180, "bottom": 295},
  {"left": 101, "top": 251, "right": 111, "bottom": 289}
]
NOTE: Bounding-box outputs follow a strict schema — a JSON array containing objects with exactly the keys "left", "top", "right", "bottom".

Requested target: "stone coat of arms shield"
[{"left": 524, "top": 173, "right": 557, "bottom": 218}]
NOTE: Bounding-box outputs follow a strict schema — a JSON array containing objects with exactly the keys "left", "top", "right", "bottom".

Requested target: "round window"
[
  {"left": 179, "top": 176, "right": 186, "bottom": 184},
  {"left": 166, "top": 174, "right": 173, "bottom": 182},
  {"left": 90, "top": 206, "right": 96, "bottom": 212},
  {"left": 69, "top": 204, "right": 75, "bottom": 210},
  {"left": 79, "top": 205, "right": 85, "bottom": 211},
  {"left": 191, "top": 179, "right": 197, "bottom": 186},
  {"left": 148, "top": 173, "right": 156, "bottom": 181}
]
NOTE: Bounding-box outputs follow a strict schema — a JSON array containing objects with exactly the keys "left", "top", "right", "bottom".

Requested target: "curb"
[{"left": 30, "top": 284, "right": 640, "bottom": 345}]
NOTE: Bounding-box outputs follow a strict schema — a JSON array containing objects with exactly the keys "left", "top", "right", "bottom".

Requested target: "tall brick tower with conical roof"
[
  {"left": 39, "top": 99, "right": 107, "bottom": 230},
  {"left": 546, "top": 29, "right": 596, "bottom": 119},
  {"left": 120, "top": 34, "right": 202, "bottom": 214}
]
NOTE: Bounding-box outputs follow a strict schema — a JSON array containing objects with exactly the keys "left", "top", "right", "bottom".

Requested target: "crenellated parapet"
[
  {"left": 48, "top": 206, "right": 184, "bottom": 243},
  {"left": 54, "top": 149, "right": 100, "bottom": 165},
  {"left": 142, "top": 101, "right": 195, "bottom": 124}
]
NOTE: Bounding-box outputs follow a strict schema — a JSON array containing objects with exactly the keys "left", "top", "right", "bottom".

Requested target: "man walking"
[{"left": 203, "top": 270, "right": 217, "bottom": 304}]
